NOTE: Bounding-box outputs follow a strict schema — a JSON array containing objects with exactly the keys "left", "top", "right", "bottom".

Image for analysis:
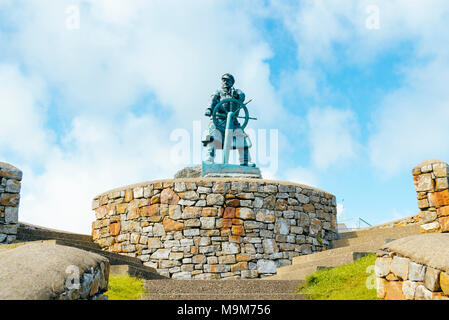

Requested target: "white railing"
[{"left": 337, "top": 217, "right": 372, "bottom": 232}]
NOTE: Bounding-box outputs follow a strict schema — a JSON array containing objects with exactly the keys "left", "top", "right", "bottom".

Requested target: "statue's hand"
[{"left": 205, "top": 109, "right": 212, "bottom": 117}]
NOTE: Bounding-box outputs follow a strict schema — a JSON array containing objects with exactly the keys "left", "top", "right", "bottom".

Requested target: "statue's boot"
[
  {"left": 239, "top": 147, "right": 255, "bottom": 167},
  {"left": 204, "top": 143, "right": 215, "bottom": 164}
]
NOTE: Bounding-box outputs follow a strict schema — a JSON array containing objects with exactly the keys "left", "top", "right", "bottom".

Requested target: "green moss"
[
  {"left": 298, "top": 254, "right": 380, "bottom": 300},
  {"left": 105, "top": 275, "right": 145, "bottom": 300}
]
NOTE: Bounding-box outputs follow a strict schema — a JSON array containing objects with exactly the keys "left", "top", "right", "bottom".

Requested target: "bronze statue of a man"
[{"left": 202, "top": 73, "right": 255, "bottom": 166}]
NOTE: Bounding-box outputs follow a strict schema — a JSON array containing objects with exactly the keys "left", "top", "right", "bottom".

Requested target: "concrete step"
[
  {"left": 336, "top": 224, "right": 420, "bottom": 241},
  {"left": 144, "top": 279, "right": 303, "bottom": 294},
  {"left": 141, "top": 293, "right": 306, "bottom": 300}
]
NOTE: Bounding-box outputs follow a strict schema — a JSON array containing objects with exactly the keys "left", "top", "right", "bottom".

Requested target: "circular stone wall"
[{"left": 91, "top": 178, "right": 337, "bottom": 279}]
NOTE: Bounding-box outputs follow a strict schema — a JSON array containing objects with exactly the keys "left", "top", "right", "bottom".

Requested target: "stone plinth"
[
  {"left": 0, "top": 162, "right": 22, "bottom": 244},
  {"left": 91, "top": 178, "right": 337, "bottom": 279},
  {"left": 412, "top": 159, "right": 449, "bottom": 233}
]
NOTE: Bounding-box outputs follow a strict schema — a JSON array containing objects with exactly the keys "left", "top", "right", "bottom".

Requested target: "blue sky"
[{"left": 1, "top": 0, "right": 449, "bottom": 234}]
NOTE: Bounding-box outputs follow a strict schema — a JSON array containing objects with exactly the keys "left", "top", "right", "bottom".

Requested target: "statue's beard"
[{"left": 222, "top": 84, "right": 232, "bottom": 91}]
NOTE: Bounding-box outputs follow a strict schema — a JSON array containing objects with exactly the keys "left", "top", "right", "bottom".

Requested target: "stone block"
[
  {"left": 408, "top": 261, "right": 426, "bottom": 282},
  {"left": 433, "top": 162, "right": 449, "bottom": 178},
  {"left": 420, "top": 221, "right": 440, "bottom": 233},
  {"left": 384, "top": 281, "right": 405, "bottom": 300},
  {"left": 163, "top": 217, "right": 184, "bottom": 232},
  {"left": 377, "top": 278, "right": 387, "bottom": 299},
  {"left": 150, "top": 249, "right": 171, "bottom": 259},
  {"left": 415, "top": 284, "right": 433, "bottom": 300},
  {"left": 160, "top": 188, "right": 180, "bottom": 205},
  {"left": 437, "top": 206, "right": 449, "bottom": 217},
  {"left": 416, "top": 174, "right": 434, "bottom": 192},
  {"left": 206, "top": 194, "right": 224, "bottom": 206},
  {"left": 4, "top": 207, "right": 18, "bottom": 224},
  {"left": 436, "top": 178, "right": 449, "bottom": 191},
  {"left": 440, "top": 272, "right": 449, "bottom": 296},
  {"left": 262, "top": 239, "right": 278, "bottom": 254},
  {"left": 235, "top": 208, "right": 255, "bottom": 220},
  {"left": 434, "top": 190, "right": 449, "bottom": 208},
  {"left": 439, "top": 216, "right": 449, "bottom": 232},
  {"left": 375, "top": 257, "right": 392, "bottom": 278},
  {"left": 200, "top": 217, "right": 215, "bottom": 229},
  {"left": 390, "top": 256, "right": 409, "bottom": 280},
  {"left": 424, "top": 267, "right": 441, "bottom": 291},
  {"left": 402, "top": 280, "right": 418, "bottom": 300},
  {"left": 257, "top": 259, "right": 277, "bottom": 274}
]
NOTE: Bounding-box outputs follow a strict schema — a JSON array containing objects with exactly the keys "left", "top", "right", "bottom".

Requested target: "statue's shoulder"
[{"left": 234, "top": 88, "right": 245, "bottom": 101}]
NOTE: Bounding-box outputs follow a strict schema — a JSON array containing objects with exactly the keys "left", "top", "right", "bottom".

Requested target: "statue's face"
[{"left": 222, "top": 77, "right": 233, "bottom": 88}]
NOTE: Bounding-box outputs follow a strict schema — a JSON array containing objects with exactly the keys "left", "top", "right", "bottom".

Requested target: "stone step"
[
  {"left": 265, "top": 266, "right": 318, "bottom": 281},
  {"left": 141, "top": 293, "right": 306, "bottom": 300},
  {"left": 292, "top": 239, "right": 385, "bottom": 265},
  {"left": 333, "top": 226, "right": 421, "bottom": 248},
  {"left": 16, "top": 224, "right": 167, "bottom": 280},
  {"left": 110, "top": 265, "right": 166, "bottom": 280},
  {"left": 336, "top": 224, "right": 420, "bottom": 241},
  {"left": 17, "top": 224, "right": 94, "bottom": 243},
  {"left": 143, "top": 280, "right": 303, "bottom": 295},
  {"left": 277, "top": 252, "right": 355, "bottom": 276}
]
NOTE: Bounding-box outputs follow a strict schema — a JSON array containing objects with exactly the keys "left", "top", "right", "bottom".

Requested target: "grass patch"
[
  {"left": 298, "top": 254, "right": 379, "bottom": 300},
  {"left": 105, "top": 274, "right": 145, "bottom": 300}
]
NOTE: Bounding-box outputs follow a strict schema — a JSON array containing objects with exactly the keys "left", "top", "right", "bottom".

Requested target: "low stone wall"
[
  {"left": 0, "top": 162, "right": 22, "bottom": 244},
  {"left": 0, "top": 242, "right": 109, "bottom": 300},
  {"left": 92, "top": 178, "right": 337, "bottom": 279},
  {"left": 412, "top": 159, "right": 449, "bottom": 233},
  {"left": 376, "top": 234, "right": 449, "bottom": 300}
]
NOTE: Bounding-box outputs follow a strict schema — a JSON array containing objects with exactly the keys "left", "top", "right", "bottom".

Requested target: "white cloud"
[
  {"left": 0, "top": 64, "right": 54, "bottom": 162},
  {"left": 306, "top": 106, "right": 360, "bottom": 170},
  {"left": 0, "top": 0, "right": 293, "bottom": 234},
  {"left": 283, "top": 166, "right": 318, "bottom": 188}
]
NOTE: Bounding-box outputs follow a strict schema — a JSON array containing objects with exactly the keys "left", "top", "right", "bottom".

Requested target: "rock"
[
  {"left": 384, "top": 281, "right": 405, "bottom": 300},
  {"left": 200, "top": 217, "right": 215, "bottom": 229},
  {"left": 434, "top": 190, "right": 449, "bottom": 208},
  {"left": 222, "top": 242, "right": 240, "bottom": 254},
  {"left": 262, "top": 239, "right": 278, "bottom": 254},
  {"left": 390, "top": 256, "right": 409, "bottom": 280},
  {"left": 4, "top": 207, "right": 18, "bottom": 224},
  {"left": 439, "top": 217, "right": 449, "bottom": 232},
  {"left": 257, "top": 259, "right": 277, "bottom": 274},
  {"left": 377, "top": 278, "right": 387, "bottom": 299},
  {"left": 151, "top": 249, "right": 171, "bottom": 259},
  {"left": 408, "top": 261, "right": 426, "bottom": 282},
  {"left": 416, "top": 174, "right": 434, "bottom": 192},
  {"left": 440, "top": 272, "right": 449, "bottom": 296},
  {"left": 163, "top": 217, "right": 184, "bottom": 232},
  {"left": 206, "top": 194, "right": 224, "bottom": 206},
  {"left": 174, "top": 166, "right": 202, "bottom": 178},
  {"left": 420, "top": 221, "right": 440, "bottom": 233},
  {"left": 375, "top": 257, "right": 392, "bottom": 278},
  {"left": 415, "top": 284, "right": 433, "bottom": 300},
  {"left": 402, "top": 280, "right": 418, "bottom": 300},
  {"left": 235, "top": 208, "right": 255, "bottom": 220},
  {"left": 424, "top": 267, "right": 441, "bottom": 292},
  {"left": 160, "top": 188, "right": 180, "bottom": 205}
]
